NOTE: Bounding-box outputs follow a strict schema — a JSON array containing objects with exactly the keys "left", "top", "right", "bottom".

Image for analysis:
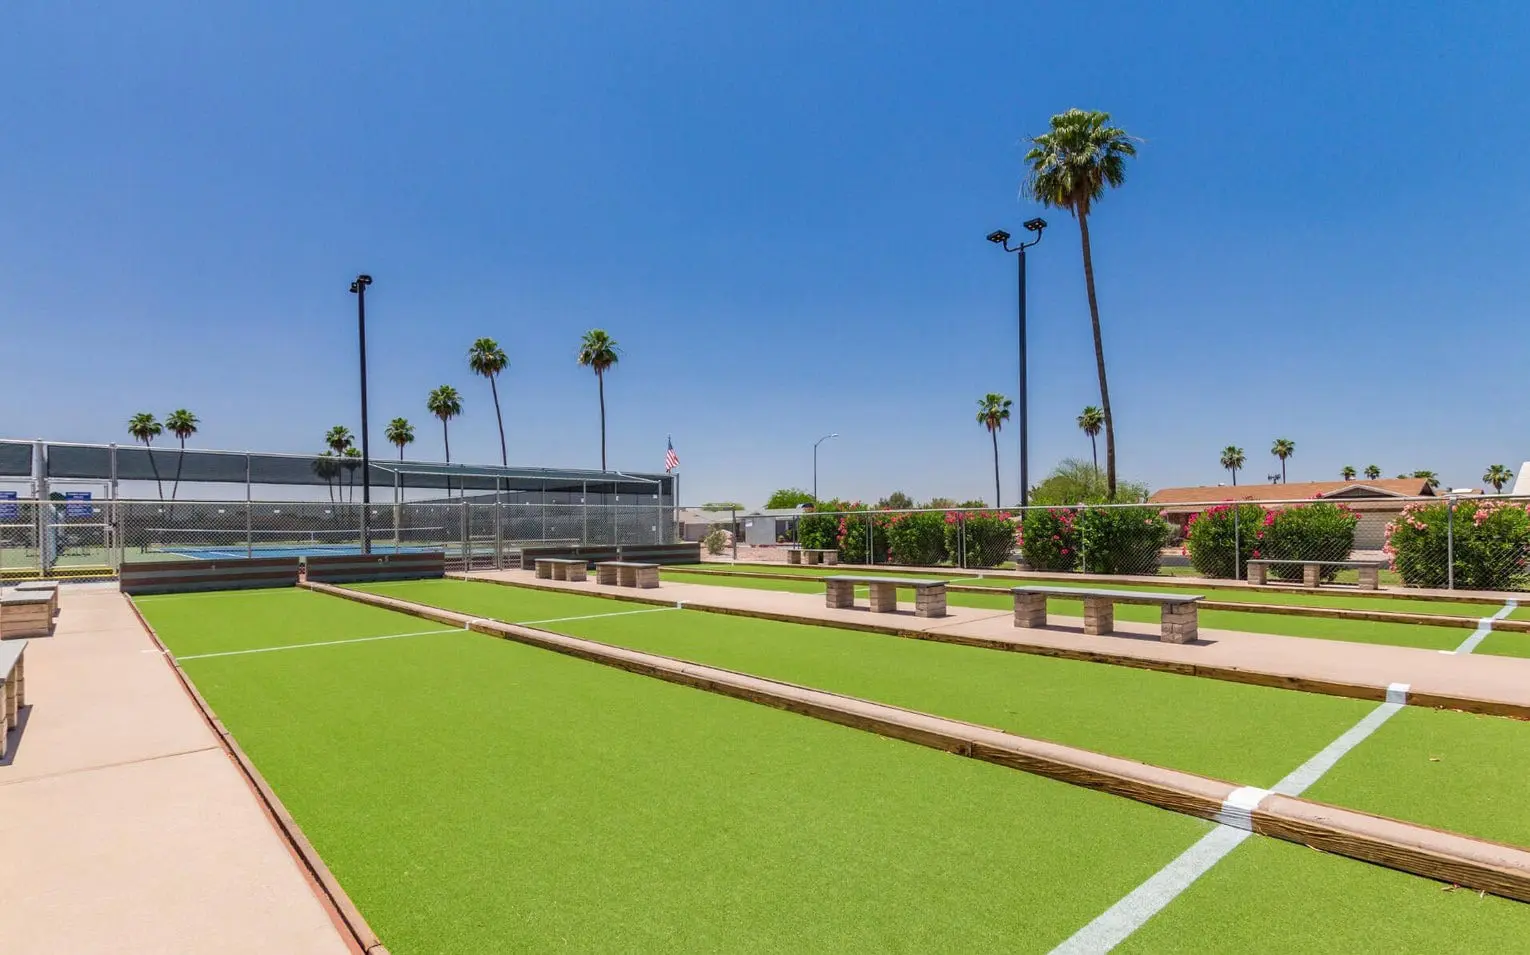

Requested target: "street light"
[
  {"left": 813, "top": 433, "right": 838, "bottom": 503},
  {"left": 987, "top": 218, "right": 1046, "bottom": 509},
  {"left": 349, "top": 273, "right": 373, "bottom": 554}
]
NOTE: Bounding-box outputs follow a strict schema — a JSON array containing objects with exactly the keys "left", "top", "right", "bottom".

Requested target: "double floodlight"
[
  {"left": 986, "top": 229, "right": 1011, "bottom": 245},
  {"left": 349, "top": 274, "right": 373, "bottom": 294},
  {"left": 1023, "top": 217, "right": 1048, "bottom": 233}
]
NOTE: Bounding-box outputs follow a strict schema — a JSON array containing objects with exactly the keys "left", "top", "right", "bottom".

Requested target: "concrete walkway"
[
  {"left": 469, "top": 570, "right": 1530, "bottom": 716},
  {"left": 0, "top": 587, "right": 357, "bottom": 955}
]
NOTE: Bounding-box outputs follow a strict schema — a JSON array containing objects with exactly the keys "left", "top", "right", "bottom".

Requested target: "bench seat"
[
  {"left": 0, "top": 592, "right": 53, "bottom": 639},
  {"left": 0, "top": 638, "right": 27, "bottom": 759},
  {"left": 13, "top": 580, "right": 59, "bottom": 616},
  {"left": 1245, "top": 558, "right": 1384, "bottom": 589},
  {"left": 1011, "top": 586, "right": 1203, "bottom": 643},
  {"left": 594, "top": 561, "right": 660, "bottom": 588},
  {"left": 824, "top": 576, "right": 946, "bottom": 617}
]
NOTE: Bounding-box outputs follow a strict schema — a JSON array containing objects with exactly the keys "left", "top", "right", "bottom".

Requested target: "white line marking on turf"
[
  {"left": 176, "top": 627, "right": 466, "bottom": 661},
  {"left": 1052, "top": 687, "right": 1410, "bottom": 954},
  {"left": 1446, "top": 599, "right": 1517, "bottom": 655},
  {"left": 511, "top": 607, "right": 682, "bottom": 627}
]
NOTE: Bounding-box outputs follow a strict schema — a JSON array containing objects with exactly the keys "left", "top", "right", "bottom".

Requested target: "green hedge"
[
  {"left": 1259, "top": 502, "right": 1358, "bottom": 582},
  {"left": 1077, "top": 506, "right": 1172, "bottom": 575},
  {"left": 886, "top": 511, "right": 947, "bottom": 566},
  {"left": 1185, "top": 503, "right": 1265, "bottom": 579},
  {"left": 944, "top": 511, "right": 1017, "bottom": 568},
  {"left": 1386, "top": 500, "right": 1530, "bottom": 590}
]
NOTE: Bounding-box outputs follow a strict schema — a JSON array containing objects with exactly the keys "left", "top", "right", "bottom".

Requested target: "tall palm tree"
[
  {"left": 127, "top": 413, "right": 165, "bottom": 500},
  {"left": 1076, "top": 405, "right": 1104, "bottom": 473},
  {"left": 342, "top": 447, "right": 362, "bottom": 503},
  {"left": 976, "top": 393, "right": 1012, "bottom": 508},
  {"left": 164, "top": 409, "right": 199, "bottom": 511},
  {"left": 1484, "top": 464, "right": 1514, "bottom": 493},
  {"left": 1364, "top": 464, "right": 1382, "bottom": 481},
  {"left": 325, "top": 425, "right": 353, "bottom": 458},
  {"left": 576, "top": 329, "right": 620, "bottom": 470},
  {"left": 312, "top": 452, "right": 340, "bottom": 504},
  {"left": 1271, "top": 438, "right": 1295, "bottom": 483},
  {"left": 1341, "top": 465, "right": 1357, "bottom": 481},
  {"left": 1219, "top": 446, "right": 1245, "bottom": 485},
  {"left": 426, "top": 385, "right": 463, "bottom": 496},
  {"left": 468, "top": 338, "right": 510, "bottom": 466},
  {"left": 1412, "top": 470, "right": 1441, "bottom": 491},
  {"left": 385, "top": 417, "right": 414, "bottom": 500},
  {"left": 1026, "top": 108, "right": 1137, "bottom": 500}
]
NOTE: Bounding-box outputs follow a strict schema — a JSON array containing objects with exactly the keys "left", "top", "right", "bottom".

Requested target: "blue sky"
[{"left": 3, "top": 1, "right": 1527, "bottom": 506}]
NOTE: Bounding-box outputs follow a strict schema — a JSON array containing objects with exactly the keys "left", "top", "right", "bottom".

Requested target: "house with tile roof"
[{"left": 1149, "top": 478, "right": 1435, "bottom": 549}]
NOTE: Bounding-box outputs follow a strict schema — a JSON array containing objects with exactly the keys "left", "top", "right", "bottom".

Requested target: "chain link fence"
[{"left": 699, "top": 496, "right": 1530, "bottom": 593}]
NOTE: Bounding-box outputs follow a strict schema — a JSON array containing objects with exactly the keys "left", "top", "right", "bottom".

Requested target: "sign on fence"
[
  {"left": 64, "top": 490, "right": 93, "bottom": 518},
  {"left": 0, "top": 491, "right": 16, "bottom": 520}
]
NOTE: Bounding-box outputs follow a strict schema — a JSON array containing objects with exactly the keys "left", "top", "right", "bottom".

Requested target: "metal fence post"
[
  {"left": 1233, "top": 505, "right": 1242, "bottom": 581},
  {"left": 494, "top": 501, "right": 504, "bottom": 570},
  {"left": 1446, "top": 495, "right": 1456, "bottom": 590},
  {"left": 460, "top": 499, "right": 470, "bottom": 569},
  {"left": 959, "top": 514, "right": 966, "bottom": 569},
  {"left": 1078, "top": 506, "right": 1087, "bottom": 575},
  {"left": 730, "top": 507, "right": 738, "bottom": 562},
  {"left": 865, "top": 511, "right": 873, "bottom": 565}
]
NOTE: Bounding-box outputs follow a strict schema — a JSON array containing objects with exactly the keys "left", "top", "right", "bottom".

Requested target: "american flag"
[{"left": 664, "top": 436, "right": 680, "bottom": 473}]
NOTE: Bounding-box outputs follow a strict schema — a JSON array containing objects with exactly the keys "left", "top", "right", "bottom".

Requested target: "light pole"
[
  {"left": 813, "top": 433, "right": 838, "bottom": 502},
  {"left": 986, "top": 218, "right": 1046, "bottom": 509},
  {"left": 349, "top": 274, "right": 373, "bottom": 554}
]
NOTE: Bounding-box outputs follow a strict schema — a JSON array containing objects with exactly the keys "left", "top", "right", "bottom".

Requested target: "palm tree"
[
  {"left": 1341, "top": 466, "right": 1357, "bottom": 481},
  {"left": 1484, "top": 464, "right": 1514, "bottom": 493},
  {"left": 325, "top": 425, "right": 353, "bottom": 458},
  {"left": 426, "top": 385, "right": 463, "bottom": 496},
  {"left": 1026, "top": 108, "right": 1137, "bottom": 500},
  {"left": 164, "top": 409, "right": 199, "bottom": 511},
  {"left": 1364, "top": 464, "right": 1381, "bottom": 481},
  {"left": 1220, "top": 446, "right": 1245, "bottom": 485},
  {"left": 468, "top": 338, "right": 510, "bottom": 466},
  {"left": 1412, "top": 470, "right": 1441, "bottom": 491},
  {"left": 342, "top": 447, "right": 362, "bottom": 503},
  {"left": 576, "top": 329, "right": 620, "bottom": 470},
  {"left": 1271, "top": 438, "right": 1295, "bottom": 483},
  {"left": 976, "top": 393, "right": 1012, "bottom": 508},
  {"left": 384, "top": 417, "right": 414, "bottom": 505},
  {"left": 312, "top": 452, "right": 340, "bottom": 504},
  {"left": 1076, "top": 405, "right": 1104, "bottom": 473},
  {"left": 127, "top": 413, "right": 165, "bottom": 500}
]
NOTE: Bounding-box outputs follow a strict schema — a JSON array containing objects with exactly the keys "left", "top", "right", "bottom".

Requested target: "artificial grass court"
[
  {"left": 134, "top": 588, "right": 1530, "bottom": 952},
  {"left": 658, "top": 570, "right": 1504, "bottom": 656},
  {"left": 352, "top": 578, "right": 1530, "bottom": 847},
  {"left": 689, "top": 563, "right": 1509, "bottom": 618}
]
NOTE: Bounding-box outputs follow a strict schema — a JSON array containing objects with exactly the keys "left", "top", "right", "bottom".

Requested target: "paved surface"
[
  {"left": 469, "top": 570, "right": 1530, "bottom": 712},
  {"left": 0, "top": 587, "right": 357, "bottom": 955}
]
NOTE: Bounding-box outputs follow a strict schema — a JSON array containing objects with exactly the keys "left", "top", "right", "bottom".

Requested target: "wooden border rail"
[
  {"left": 305, "top": 551, "right": 446, "bottom": 585},
  {"left": 120, "top": 557, "right": 300, "bottom": 595},
  {"left": 311, "top": 580, "right": 1530, "bottom": 904}
]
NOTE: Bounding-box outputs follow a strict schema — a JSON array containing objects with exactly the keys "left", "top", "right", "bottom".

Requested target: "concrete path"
[
  {"left": 0, "top": 587, "right": 357, "bottom": 955},
  {"left": 469, "top": 570, "right": 1530, "bottom": 715}
]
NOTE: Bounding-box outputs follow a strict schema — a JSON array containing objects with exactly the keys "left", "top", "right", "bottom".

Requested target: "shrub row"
[
  {"left": 1385, "top": 499, "right": 1530, "bottom": 591},
  {"left": 1184, "top": 501, "right": 1359, "bottom": 580},
  {"left": 1019, "top": 506, "right": 1171, "bottom": 575}
]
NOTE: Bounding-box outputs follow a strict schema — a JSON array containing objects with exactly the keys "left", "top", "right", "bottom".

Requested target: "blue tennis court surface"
[{"left": 153, "top": 543, "right": 447, "bottom": 560}]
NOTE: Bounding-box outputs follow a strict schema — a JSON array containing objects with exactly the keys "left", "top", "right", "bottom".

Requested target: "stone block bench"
[
  {"left": 0, "top": 591, "right": 53, "bottom": 639},
  {"left": 824, "top": 576, "right": 947, "bottom": 618},
  {"left": 595, "top": 561, "right": 660, "bottom": 589},
  {"left": 535, "top": 557, "right": 588, "bottom": 582},
  {"left": 786, "top": 548, "right": 839, "bottom": 566},
  {"left": 1246, "top": 559, "right": 1383, "bottom": 590},
  {"left": 1011, "top": 586, "right": 1204, "bottom": 644},
  {"left": 14, "top": 580, "right": 59, "bottom": 616},
  {"left": 0, "top": 638, "right": 26, "bottom": 759}
]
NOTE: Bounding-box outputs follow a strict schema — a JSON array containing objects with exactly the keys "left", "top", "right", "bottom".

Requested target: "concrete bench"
[
  {"left": 1246, "top": 559, "right": 1383, "bottom": 590},
  {"left": 595, "top": 561, "right": 660, "bottom": 589},
  {"left": 14, "top": 580, "right": 59, "bottom": 616},
  {"left": 0, "top": 638, "right": 26, "bottom": 759},
  {"left": 787, "top": 548, "right": 839, "bottom": 566},
  {"left": 824, "top": 576, "right": 947, "bottom": 618},
  {"left": 1011, "top": 586, "right": 1203, "bottom": 644},
  {"left": 0, "top": 592, "right": 53, "bottom": 639},
  {"left": 535, "top": 557, "right": 588, "bottom": 582}
]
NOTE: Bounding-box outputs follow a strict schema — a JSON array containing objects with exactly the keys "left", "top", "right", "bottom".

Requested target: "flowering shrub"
[
  {"left": 1184, "top": 502, "right": 1266, "bottom": 579},
  {"left": 798, "top": 501, "right": 845, "bottom": 551},
  {"left": 944, "top": 510, "right": 1018, "bottom": 568},
  {"left": 1385, "top": 500, "right": 1530, "bottom": 590},
  {"left": 1076, "top": 506, "right": 1173, "bottom": 575},
  {"left": 836, "top": 504, "right": 891, "bottom": 564},
  {"left": 1020, "top": 508, "right": 1079, "bottom": 571},
  {"left": 1260, "top": 502, "right": 1359, "bottom": 582},
  {"left": 885, "top": 511, "right": 948, "bottom": 566}
]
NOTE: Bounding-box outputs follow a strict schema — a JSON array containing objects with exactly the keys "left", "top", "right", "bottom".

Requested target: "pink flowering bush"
[
  {"left": 945, "top": 510, "right": 1018, "bottom": 568},
  {"left": 1260, "top": 501, "right": 1359, "bottom": 582},
  {"left": 886, "top": 510, "right": 947, "bottom": 565},
  {"left": 836, "top": 503, "right": 891, "bottom": 564},
  {"left": 1076, "top": 505, "right": 1173, "bottom": 575},
  {"left": 1184, "top": 503, "right": 1266, "bottom": 578},
  {"left": 1020, "top": 507, "right": 1080, "bottom": 571},
  {"left": 1385, "top": 499, "right": 1530, "bottom": 590}
]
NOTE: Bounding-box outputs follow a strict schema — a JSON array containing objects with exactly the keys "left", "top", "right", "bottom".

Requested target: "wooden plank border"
[
  {"left": 306, "top": 552, "right": 446, "bottom": 585},
  {"left": 311, "top": 580, "right": 1530, "bottom": 904}
]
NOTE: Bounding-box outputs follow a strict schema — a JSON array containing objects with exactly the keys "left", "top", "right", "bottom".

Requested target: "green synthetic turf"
[
  {"left": 1116, "top": 834, "right": 1530, "bottom": 952},
  {"left": 135, "top": 589, "right": 1216, "bottom": 953},
  {"left": 1474, "top": 629, "right": 1530, "bottom": 659},
  {"left": 659, "top": 571, "right": 1476, "bottom": 653},
  {"left": 356, "top": 579, "right": 1372, "bottom": 787},
  {"left": 688, "top": 564, "right": 1506, "bottom": 617}
]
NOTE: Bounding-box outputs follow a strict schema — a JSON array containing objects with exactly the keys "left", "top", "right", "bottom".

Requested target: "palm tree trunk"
[
  {"left": 490, "top": 375, "right": 507, "bottom": 467},
  {"left": 169, "top": 437, "right": 185, "bottom": 518},
  {"left": 1078, "top": 212, "right": 1117, "bottom": 500},
  {"left": 597, "top": 369, "right": 607, "bottom": 471},
  {"left": 145, "top": 441, "right": 164, "bottom": 501},
  {"left": 1281, "top": 459, "right": 1287, "bottom": 483},
  {"left": 1090, "top": 434, "right": 1098, "bottom": 472},
  {"left": 991, "top": 427, "right": 1001, "bottom": 509},
  {"left": 442, "top": 420, "right": 452, "bottom": 498},
  {"left": 1231, "top": 468, "right": 1238, "bottom": 486}
]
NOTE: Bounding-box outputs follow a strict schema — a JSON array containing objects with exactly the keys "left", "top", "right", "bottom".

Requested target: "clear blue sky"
[{"left": 3, "top": 2, "right": 1526, "bottom": 506}]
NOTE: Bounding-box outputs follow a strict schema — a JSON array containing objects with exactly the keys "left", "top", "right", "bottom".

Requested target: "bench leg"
[
  {"left": 568, "top": 565, "right": 588, "bottom": 583},
  {"left": 597, "top": 566, "right": 618, "bottom": 586},
  {"left": 869, "top": 582, "right": 898, "bottom": 613},
  {"left": 1246, "top": 563, "right": 1265, "bottom": 585},
  {"left": 914, "top": 585, "right": 947, "bottom": 618},
  {"left": 825, "top": 580, "right": 854, "bottom": 609},
  {"left": 1356, "top": 566, "right": 1378, "bottom": 590},
  {"left": 1013, "top": 593, "right": 1048, "bottom": 629},
  {"left": 1161, "top": 605, "right": 1199, "bottom": 644},
  {"left": 822, "top": 552, "right": 838, "bottom": 565},
  {"left": 787, "top": 550, "right": 801, "bottom": 565},
  {"left": 1303, "top": 564, "right": 1321, "bottom": 588},
  {"left": 536, "top": 563, "right": 552, "bottom": 579},
  {"left": 1082, "top": 596, "right": 1114, "bottom": 636},
  {"left": 636, "top": 568, "right": 659, "bottom": 589},
  {"left": 805, "top": 551, "right": 820, "bottom": 565}
]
